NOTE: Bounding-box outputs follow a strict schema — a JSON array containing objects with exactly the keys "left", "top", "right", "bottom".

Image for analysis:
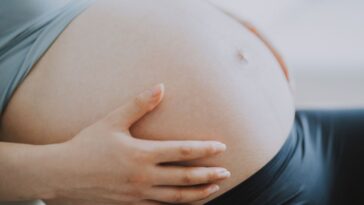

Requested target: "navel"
[{"left": 236, "top": 49, "right": 249, "bottom": 64}]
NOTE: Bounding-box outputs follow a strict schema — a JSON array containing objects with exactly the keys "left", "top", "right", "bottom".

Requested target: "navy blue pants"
[{"left": 206, "top": 109, "right": 364, "bottom": 205}]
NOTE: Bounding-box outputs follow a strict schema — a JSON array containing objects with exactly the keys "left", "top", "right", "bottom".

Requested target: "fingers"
[
  {"left": 152, "top": 166, "right": 231, "bottom": 186},
  {"left": 104, "top": 83, "right": 165, "bottom": 129},
  {"left": 145, "top": 184, "right": 220, "bottom": 204},
  {"left": 134, "top": 201, "right": 170, "bottom": 205},
  {"left": 142, "top": 140, "right": 226, "bottom": 163}
]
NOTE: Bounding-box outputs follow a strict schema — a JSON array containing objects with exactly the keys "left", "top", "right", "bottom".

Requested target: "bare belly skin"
[{"left": 0, "top": 0, "right": 295, "bottom": 204}]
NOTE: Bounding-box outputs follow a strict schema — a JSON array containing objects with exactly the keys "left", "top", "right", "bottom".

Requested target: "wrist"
[
  {"left": 12, "top": 143, "right": 67, "bottom": 200},
  {"left": 19, "top": 143, "right": 62, "bottom": 200},
  {"left": 32, "top": 142, "right": 71, "bottom": 200},
  {"left": 0, "top": 142, "right": 62, "bottom": 201}
]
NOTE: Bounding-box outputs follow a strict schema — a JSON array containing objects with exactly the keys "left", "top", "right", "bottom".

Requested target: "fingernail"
[
  {"left": 217, "top": 169, "right": 231, "bottom": 178},
  {"left": 148, "top": 83, "right": 164, "bottom": 98},
  {"left": 213, "top": 142, "right": 227, "bottom": 152},
  {"left": 210, "top": 185, "right": 220, "bottom": 193}
]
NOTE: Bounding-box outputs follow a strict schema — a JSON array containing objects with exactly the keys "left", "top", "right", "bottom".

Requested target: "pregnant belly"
[{"left": 0, "top": 0, "right": 295, "bottom": 203}]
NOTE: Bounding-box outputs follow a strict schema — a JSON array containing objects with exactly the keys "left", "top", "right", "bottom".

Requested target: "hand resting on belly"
[{"left": 0, "top": 0, "right": 295, "bottom": 204}]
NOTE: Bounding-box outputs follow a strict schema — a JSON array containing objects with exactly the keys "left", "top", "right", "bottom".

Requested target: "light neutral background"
[{"left": 2, "top": 0, "right": 363, "bottom": 205}]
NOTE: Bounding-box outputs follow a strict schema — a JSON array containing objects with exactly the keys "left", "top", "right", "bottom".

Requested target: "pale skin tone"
[
  {"left": 0, "top": 0, "right": 296, "bottom": 204},
  {"left": 0, "top": 83, "right": 231, "bottom": 204}
]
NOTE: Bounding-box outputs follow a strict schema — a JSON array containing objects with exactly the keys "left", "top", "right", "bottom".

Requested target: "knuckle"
[
  {"left": 179, "top": 145, "right": 193, "bottom": 156},
  {"left": 208, "top": 170, "right": 219, "bottom": 180},
  {"left": 201, "top": 187, "right": 212, "bottom": 198},
  {"left": 137, "top": 143, "right": 155, "bottom": 161},
  {"left": 182, "top": 171, "right": 194, "bottom": 184},
  {"left": 133, "top": 149, "right": 151, "bottom": 163},
  {"left": 125, "top": 187, "right": 145, "bottom": 200},
  {"left": 127, "top": 173, "right": 149, "bottom": 185},
  {"left": 172, "top": 190, "right": 184, "bottom": 203},
  {"left": 205, "top": 144, "right": 217, "bottom": 155}
]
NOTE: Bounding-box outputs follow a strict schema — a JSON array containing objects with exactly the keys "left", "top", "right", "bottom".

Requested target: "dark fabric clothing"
[{"left": 206, "top": 109, "right": 364, "bottom": 205}]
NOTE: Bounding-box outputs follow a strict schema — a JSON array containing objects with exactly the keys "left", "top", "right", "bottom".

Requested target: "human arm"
[{"left": 0, "top": 142, "right": 58, "bottom": 200}]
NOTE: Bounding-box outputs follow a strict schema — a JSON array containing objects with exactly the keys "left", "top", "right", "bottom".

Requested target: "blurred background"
[
  {"left": 1, "top": 0, "right": 363, "bottom": 205},
  {"left": 212, "top": 0, "right": 364, "bottom": 108}
]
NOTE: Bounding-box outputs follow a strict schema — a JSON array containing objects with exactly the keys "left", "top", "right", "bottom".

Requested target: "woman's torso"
[{"left": 0, "top": 0, "right": 295, "bottom": 204}]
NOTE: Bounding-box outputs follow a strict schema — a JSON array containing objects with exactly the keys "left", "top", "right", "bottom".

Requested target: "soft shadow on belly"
[{"left": 0, "top": 0, "right": 295, "bottom": 204}]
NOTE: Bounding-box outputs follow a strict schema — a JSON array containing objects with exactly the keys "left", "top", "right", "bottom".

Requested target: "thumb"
[{"left": 104, "top": 83, "right": 165, "bottom": 130}]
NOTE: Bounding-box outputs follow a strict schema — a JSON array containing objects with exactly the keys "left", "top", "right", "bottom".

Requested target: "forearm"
[{"left": 0, "top": 142, "right": 58, "bottom": 201}]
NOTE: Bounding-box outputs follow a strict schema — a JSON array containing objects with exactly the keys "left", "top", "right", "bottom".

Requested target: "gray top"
[{"left": 0, "top": 0, "right": 94, "bottom": 116}]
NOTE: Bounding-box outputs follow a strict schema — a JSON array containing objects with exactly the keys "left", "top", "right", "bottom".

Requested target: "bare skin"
[
  {"left": 0, "top": 83, "right": 230, "bottom": 204},
  {"left": 0, "top": 0, "right": 295, "bottom": 204}
]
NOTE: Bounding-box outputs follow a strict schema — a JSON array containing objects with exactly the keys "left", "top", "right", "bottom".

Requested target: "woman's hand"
[{"left": 45, "top": 83, "right": 230, "bottom": 205}]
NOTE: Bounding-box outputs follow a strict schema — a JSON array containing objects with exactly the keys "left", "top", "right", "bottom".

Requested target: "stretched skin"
[{"left": 0, "top": 0, "right": 295, "bottom": 204}]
